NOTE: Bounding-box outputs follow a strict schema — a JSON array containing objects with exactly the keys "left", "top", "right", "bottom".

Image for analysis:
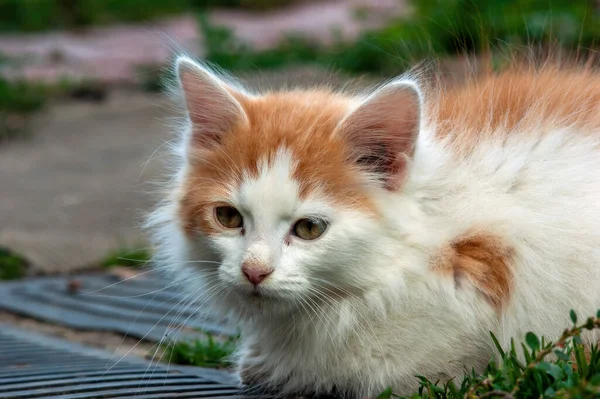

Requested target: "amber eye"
[
  {"left": 215, "top": 206, "right": 243, "bottom": 229},
  {"left": 292, "top": 218, "right": 328, "bottom": 241}
]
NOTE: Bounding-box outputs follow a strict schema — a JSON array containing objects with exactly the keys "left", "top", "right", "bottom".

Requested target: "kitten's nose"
[{"left": 241, "top": 261, "right": 273, "bottom": 286}]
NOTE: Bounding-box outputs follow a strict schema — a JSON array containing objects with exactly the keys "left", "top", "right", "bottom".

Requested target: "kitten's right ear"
[
  {"left": 176, "top": 57, "right": 248, "bottom": 150},
  {"left": 336, "top": 79, "right": 421, "bottom": 191}
]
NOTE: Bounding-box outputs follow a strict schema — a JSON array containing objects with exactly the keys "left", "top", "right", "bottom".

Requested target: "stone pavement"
[{"left": 0, "top": 90, "right": 167, "bottom": 273}]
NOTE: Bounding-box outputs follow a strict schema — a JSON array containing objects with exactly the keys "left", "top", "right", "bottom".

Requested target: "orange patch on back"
[
  {"left": 179, "top": 90, "right": 378, "bottom": 236},
  {"left": 433, "top": 232, "right": 514, "bottom": 310},
  {"left": 434, "top": 66, "right": 600, "bottom": 153}
]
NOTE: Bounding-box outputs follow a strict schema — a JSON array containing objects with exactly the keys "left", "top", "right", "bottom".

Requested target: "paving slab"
[
  {"left": 0, "top": 91, "right": 169, "bottom": 273},
  {"left": 0, "top": 0, "right": 406, "bottom": 85}
]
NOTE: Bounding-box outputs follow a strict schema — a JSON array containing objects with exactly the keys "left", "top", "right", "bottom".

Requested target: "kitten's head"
[{"left": 159, "top": 57, "right": 422, "bottom": 316}]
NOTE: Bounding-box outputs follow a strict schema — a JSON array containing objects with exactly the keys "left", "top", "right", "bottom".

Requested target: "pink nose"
[{"left": 241, "top": 261, "right": 273, "bottom": 286}]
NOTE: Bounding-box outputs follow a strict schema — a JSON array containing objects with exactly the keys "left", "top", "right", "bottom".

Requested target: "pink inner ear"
[
  {"left": 384, "top": 153, "right": 410, "bottom": 191},
  {"left": 177, "top": 59, "right": 247, "bottom": 151},
  {"left": 337, "top": 82, "right": 421, "bottom": 190}
]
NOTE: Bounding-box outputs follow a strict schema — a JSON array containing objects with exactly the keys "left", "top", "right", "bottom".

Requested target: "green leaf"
[
  {"left": 590, "top": 374, "right": 600, "bottom": 385},
  {"left": 585, "top": 317, "right": 595, "bottom": 330},
  {"left": 490, "top": 331, "right": 506, "bottom": 359},
  {"left": 510, "top": 337, "right": 517, "bottom": 357},
  {"left": 574, "top": 343, "right": 588, "bottom": 376},
  {"left": 570, "top": 309, "right": 578, "bottom": 324},
  {"left": 446, "top": 380, "right": 459, "bottom": 397},
  {"left": 533, "top": 372, "right": 545, "bottom": 395},
  {"left": 376, "top": 387, "right": 393, "bottom": 399},
  {"left": 554, "top": 349, "right": 570, "bottom": 362},
  {"left": 522, "top": 343, "right": 533, "bottom": 363},
  {"left": 526, "top": 332, "right": 541, "bottom": 352},
  {"left": 596, "top": 309, "right": 600, "bottom": 319},
  {"left": 430, "top": 384, "right": 445, "bottom": 394},
  {"left": 536, "top": 362, "right": 564, "bottom": 380},
  {"left": 510, "top": 352, "right": 526, "bottom": 372}
]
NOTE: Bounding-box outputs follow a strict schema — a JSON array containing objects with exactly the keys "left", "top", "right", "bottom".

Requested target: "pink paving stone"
[
  {"left": 210, "top": 0, "right": 406, "bottom": 50},
  {"left": 0, "top": 0, "right": 407, "bottom": 85},
  {"left": 0, "top": 15, "right": 201, "bottom": 84}
]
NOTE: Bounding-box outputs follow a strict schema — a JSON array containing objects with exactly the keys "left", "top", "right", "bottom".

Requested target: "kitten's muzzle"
[{"left": 241, "top": 260, "right": 273, "bottom": 286}]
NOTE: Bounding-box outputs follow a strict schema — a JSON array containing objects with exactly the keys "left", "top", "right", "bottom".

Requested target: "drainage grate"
[
  {"left": 0, "top": 324, "right": 245, "bottom": 398},
  {"left": 0, "top": 272, "right": 235, "bottom": 342}
]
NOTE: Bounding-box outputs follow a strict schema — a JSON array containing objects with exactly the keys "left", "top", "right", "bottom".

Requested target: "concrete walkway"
[{"left": 0, "top": 91, "right": 167, "bottom": 273}]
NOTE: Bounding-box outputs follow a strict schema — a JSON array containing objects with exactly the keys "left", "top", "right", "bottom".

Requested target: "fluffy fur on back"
[{"left": 147, "top": 55, "right": 600, "bottom": 398}]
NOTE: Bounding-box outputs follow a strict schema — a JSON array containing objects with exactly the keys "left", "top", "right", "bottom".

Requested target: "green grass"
[
  {"left": 0, "top": 56, "right": 48, "bottom": 116},
  {"left": 199, "top": 12, "right": 325, "bottom": 72},
  {"left": 199, "top": 0, "right": 600, "bottom": 77},
  {"left": 379, "top": 309, "right": 600, "bottom": 399},
  {"left": 0, "top": 78, "right": 47, "bottom": 114},
  {"left": 0, "top": 246, "right": 28, "bottom": 280},
  {"left": 0, "top": 74, "right": 100, "bottom": 142},
  {"left": 101, "top": 247, "right": 152, "bottom": 268},
  {"left": 0, "top": 52, "right": 99, "bottom": 140},
  {"left": 163, "top": 334, "right": 238, "bottom": 369},
  {"left": 0, "top": 0, "right": 308, "bottom": 33}
]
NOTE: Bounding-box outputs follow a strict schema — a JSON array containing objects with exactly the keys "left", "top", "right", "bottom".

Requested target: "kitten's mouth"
[
  {"left": 229, "top": 279, "right": 297, "bottom": 302},
  {"left": 233, "top": 285, "right": 277, "bottom": 301}
]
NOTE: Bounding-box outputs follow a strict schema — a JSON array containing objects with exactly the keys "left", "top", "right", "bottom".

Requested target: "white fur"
[{"left": 146, "top": 59, "right": 600, "bottom": 398}]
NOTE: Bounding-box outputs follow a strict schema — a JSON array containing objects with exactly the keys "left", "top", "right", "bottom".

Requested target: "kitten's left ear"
[
  {"left": 176, "top": 57, "right": 248, "bottom": 151},
  {"left": 336, "top": 80, "right": 421, "bottom": 191}
]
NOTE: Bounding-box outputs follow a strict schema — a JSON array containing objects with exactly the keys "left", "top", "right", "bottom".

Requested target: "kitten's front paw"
[
  {"left": 238, "top": 363, "right": 265, "bottom": 386},
  {"left": 238, "top": 353, "right": 268, "bottom": 387},
  {"left": 238, "top": 342, "right": 267, "bottom": 387}
]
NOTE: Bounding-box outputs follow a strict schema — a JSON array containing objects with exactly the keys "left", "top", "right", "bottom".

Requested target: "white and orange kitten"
[{"left": 147, "top": 55, "right": 600, "bottom": 398}]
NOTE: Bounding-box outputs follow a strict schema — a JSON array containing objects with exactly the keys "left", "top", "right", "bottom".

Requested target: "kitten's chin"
[
  {"left": 226, "top": 284, "right": 299, "bottom": 314},
  {"left": 231, "top": 284, "right": 291, "bottom": 301}
]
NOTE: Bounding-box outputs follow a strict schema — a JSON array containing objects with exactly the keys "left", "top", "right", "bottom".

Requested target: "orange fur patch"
[
  {"left": 179, "top": 90, "right": 378, "bottom": 236},
  {"left": 435, "top": 65, "right": 600, "bottom": 153},
  {"left": 433, "top": 232, "right": 514, "bottom": 310}
]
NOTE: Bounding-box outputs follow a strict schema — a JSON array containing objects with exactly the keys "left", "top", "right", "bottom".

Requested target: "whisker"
[
  {"left": 105, "top": 284, "right": 184, "bottom": 366},
  {"left": 79, "top": 260, "right": 221, "bottom": 296}
]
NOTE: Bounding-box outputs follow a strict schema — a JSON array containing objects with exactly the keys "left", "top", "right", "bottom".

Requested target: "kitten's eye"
[
  {"left": 292, "top": 218, "right": 328, "bottom": 241},
  {"left": 215, "top": 206, "right": 243, "bottom": 229}
]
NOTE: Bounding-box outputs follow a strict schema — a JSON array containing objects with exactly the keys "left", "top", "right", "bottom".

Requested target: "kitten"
[{"left": 147, "top": 55, "right": 600, "bottom": 398}]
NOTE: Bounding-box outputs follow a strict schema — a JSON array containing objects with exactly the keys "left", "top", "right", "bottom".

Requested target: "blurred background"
[
  {"left": 0, "top": 0, "right": 599, "bottom": 302},
  {"left": 0, "top": 0, "right": 598, "bottom": 389}
]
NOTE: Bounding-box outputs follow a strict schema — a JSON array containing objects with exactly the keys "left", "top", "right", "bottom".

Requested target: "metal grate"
[
  {"left": 0, "top": 272, "right": 235, "bottom": 342},
  {"left": 0, "top": 325, "right": 245, "bottom": 398}
]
